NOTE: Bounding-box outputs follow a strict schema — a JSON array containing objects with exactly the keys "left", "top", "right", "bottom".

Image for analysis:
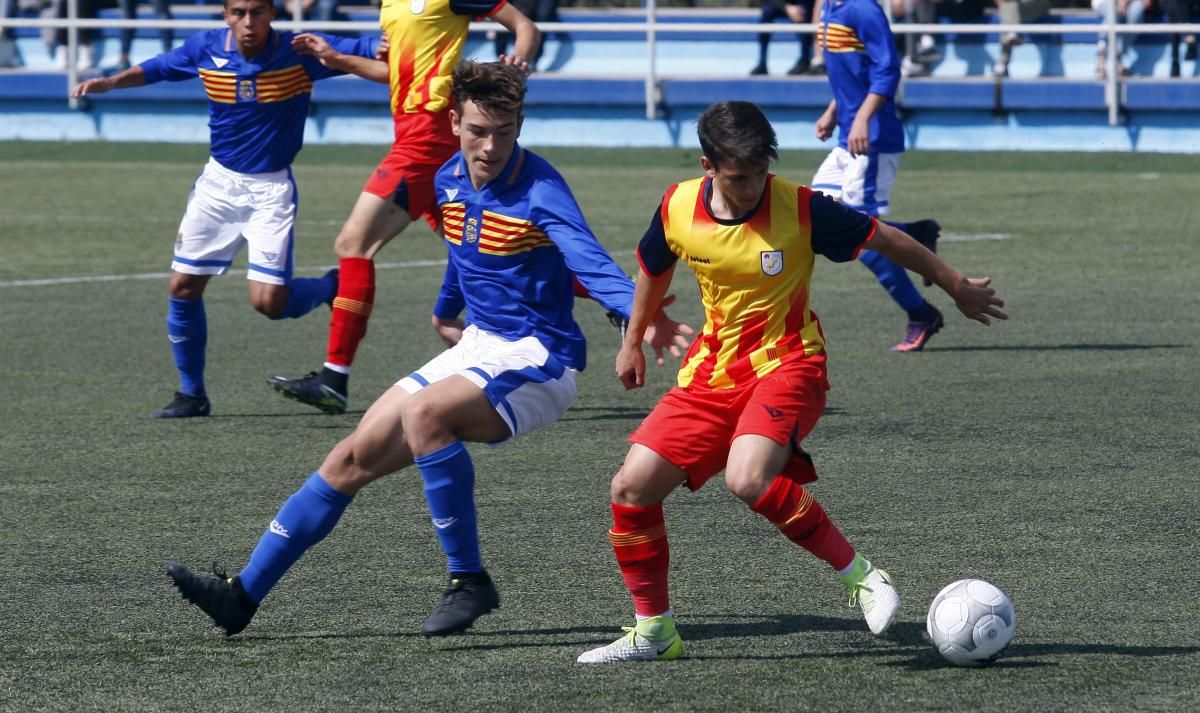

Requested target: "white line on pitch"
[
  {"left": 0, "top": 251, "right": 639, "bottom": 288},
  {"left": 940, "top": 233, "right": 1012, "bottom": 242}
]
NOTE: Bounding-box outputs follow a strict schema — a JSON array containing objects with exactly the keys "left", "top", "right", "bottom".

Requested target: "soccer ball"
[{"left": 925, "top": 579, "right": 1016, "bottom": 667}]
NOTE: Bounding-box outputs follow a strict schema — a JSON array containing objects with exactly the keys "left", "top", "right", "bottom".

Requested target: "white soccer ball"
[{"left": 925, "top": 579, "right": 1016, "bottom": 667}]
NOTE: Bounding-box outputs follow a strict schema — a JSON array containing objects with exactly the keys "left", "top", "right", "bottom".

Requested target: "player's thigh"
[
  {"left": 334, "top": 191, "right": 413, "bottom": 259},
  {"left": 240, "top": 170, "right": 298, "bottom": 287},
  {"left": 628, "top": 385, "right": 743, "bottom": 492},
  {"left": 811, "top": 147, "right": 850, "bottom": 201},
  {"left": 172, "top": 165, "right": 249, "bottom": 277},
  {"left": 401, "top": 374, "right": 510, "bottom": 445},
  {"left": 724, "top": 434, "right": 793, "bottom": 503},
  {"left": 611, "top": 443, "right": 689, "bottom": 507}
]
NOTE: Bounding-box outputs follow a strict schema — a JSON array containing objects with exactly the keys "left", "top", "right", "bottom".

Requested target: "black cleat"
[
  {"left": 906, "top": 219, "right": 941, "bottom": 286},
  {"left": 787, "top": 59, "right": 811, "bottom": 75},
  {"left": 151, "top": 392, "right": 211, "bottom": 419},
  {"left": 167, "top": 562, "right": 258, "bottom": 636},
  {"left": 421, "top": 570, "right": 501, "bottom": 636},
  {"left": 267, "top": 371, "right": 347, "bottom": 415},
  {"left": 749, "top": 60, "right": 768, "bottom": 76}
]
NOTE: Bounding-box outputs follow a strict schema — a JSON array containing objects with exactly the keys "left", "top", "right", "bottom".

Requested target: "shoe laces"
[
  {"left": 846, "top": 577, "right": 875, "bottom": 610},
  {"left": 902, "top": 321, "right": 927, "bottom": 344},
  {"left": 434, "top": 577, "right": 479, "bottom": 612}
]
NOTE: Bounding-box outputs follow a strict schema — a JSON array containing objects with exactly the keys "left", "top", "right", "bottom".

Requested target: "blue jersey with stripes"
[
  {"left": 818, "top": 0, "right": 906, "bottom": 154},
  {"left": 139, "top": 29, "right": 377, "bottom": 174},
  {"left": 432, "top": 144, "right": 635, "bottom": 372}
]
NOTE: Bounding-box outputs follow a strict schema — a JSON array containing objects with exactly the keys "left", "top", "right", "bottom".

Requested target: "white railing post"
[
  {"left": 1105, "top": 0, "right": 1119, "bottom": 125},
  {"left": 66, "top": 0, "right": 79, "bottom": 109},
  {"left": 645, "top": 0, "right": 657, "bottom": 121}
]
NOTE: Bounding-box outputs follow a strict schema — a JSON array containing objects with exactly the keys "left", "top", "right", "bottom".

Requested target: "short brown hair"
[
  {"left": 696, "top": 101, "right": 779, "bottom": 170},
  {"left": 451, "top": 61, "right": 527, "bottom": 118}
]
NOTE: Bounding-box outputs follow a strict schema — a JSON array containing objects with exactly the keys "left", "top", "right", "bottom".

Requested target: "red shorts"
[
  {"left": 362, "top": 110, "right": 459, "bottom": 227},
  {"left": 630, "top": 353, "right": 830, "bottom": 491}
]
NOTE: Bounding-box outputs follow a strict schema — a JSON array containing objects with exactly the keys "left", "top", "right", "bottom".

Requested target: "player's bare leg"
[{"left": 268, "top": 192, "right": 413, "bottom": 413}]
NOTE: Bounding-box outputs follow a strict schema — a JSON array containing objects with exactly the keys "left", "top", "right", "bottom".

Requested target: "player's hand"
[
  {"left": 497, "top": 53, "right": 532, "bottom": 76},
  {"left": 70, "top": 77, "right": 113, "bottom": 97},
  {"left": 292, "top": 33, "right": 338, "bottom": 66},
  {"left": 616, "top": 343, "right": 647, "bottom": 390},
  {"left": 375, "top": 33, "right": 390, "bottom": 61},
  {"left": 431, "top": 315, "right": 465, "bottom": 347},
  {"left": 642, "top": 294, "right": 694, "bottom": 366},
  {"left": 951, "top": 277, "right": 1008, "bottom": 326},
  {"left": 814, "top": 112, "right": 836, "bottom": 142},
  {"left": 847, "top": 117, "right": 871, "bottom": 156}
]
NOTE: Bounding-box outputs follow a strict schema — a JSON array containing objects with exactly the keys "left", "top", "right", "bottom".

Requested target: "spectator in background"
[
  {"left": 751, "top": 0, "right": 815, "bottom": 76},
  {"left": 1091, "top": 0, "right": 1148, "bottom": 78},
  {"left": 1, "top": 0, "right": 24, "bottom": 68},
  {"left": 494, "top": 0, "right": 559, "bottom": 69},
  {"left": 276, "top": 0, "right": 342, "bottom": 24},
  {"left": 892, "top": 0, "right": 989, "bottom": 78},
  {"left": 110, "top": 0, "right": 174, "bottom": 72},
  {"left": 43, "top": 0, "right": 106, "bottom": 70},
  {"left": 1161, "top": 0, "right": 1198, "bottom": 76}
]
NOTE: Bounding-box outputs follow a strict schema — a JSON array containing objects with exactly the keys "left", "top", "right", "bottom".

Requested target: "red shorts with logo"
[
  {"left": 630, "top": 352, "right": 830, "bottom": 491},
  {"left": 362, "top": 110, "right": 459, "bottom": 227}
]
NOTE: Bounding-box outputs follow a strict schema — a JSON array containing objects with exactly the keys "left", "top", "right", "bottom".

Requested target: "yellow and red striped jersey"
[
  {"left": 637, "top": 175, "right": 877, "bottom": 391},
  {"left": 380, "top": 0, "right": 506, "bottom": 116}
]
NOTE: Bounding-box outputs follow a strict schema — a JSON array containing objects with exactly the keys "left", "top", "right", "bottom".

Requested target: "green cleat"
[{"left": 577, "top": 615, "right": 684, "bottom": 663}]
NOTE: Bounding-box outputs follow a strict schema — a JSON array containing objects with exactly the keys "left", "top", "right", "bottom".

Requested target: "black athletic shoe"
[
  {"left": 420, "top": 571, "right": 501, "bottom": 636},
  {"left": 267, "top": 371, "right": 347, "bottom": 415},
  {"left": 167, "top": 562, "right": 259, "bottom": 636},
  {"left": 906, "top": 219, "right": 941, "bottom": 286},
  {"left": 151, "top": 392, "right": 211, "bottom": 419},
  {"left": 749, "top": 60, "right": 768, "bottom": 76},
  {"left": 787, "top": 59, "right": 811, "bottom": 75}
]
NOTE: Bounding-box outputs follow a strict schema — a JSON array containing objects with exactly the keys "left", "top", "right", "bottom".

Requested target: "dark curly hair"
[
  {"left": 451, "top": 60, "right": 527, "bottom": 117},
  {"left": 697, "top": 101, "right": 779, "bottom": 170}
]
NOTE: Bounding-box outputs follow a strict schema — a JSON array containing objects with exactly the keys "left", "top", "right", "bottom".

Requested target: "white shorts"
[
  {"left": 396, "top": 325, "right": 578, "bottom": 444},
  {"left": 811, "top": 147, "right": 902, "bottom": 217},
  {"left": 172, "top": 158, "right": 298, "bottom": 285}
]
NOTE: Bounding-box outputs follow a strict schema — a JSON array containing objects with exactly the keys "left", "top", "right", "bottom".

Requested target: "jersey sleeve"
[
  {"left": 303, "top": 32, "right": 380, "bottom": 81},
  {"left": 635, "top": 201, "right": 678, "bottom": 279},
  {"left": 809, "top": 190, "right": 878, "bottom": 262},
  {"left": 138, "top": 32, "right": 206, "bottom": 83},
  {"left": 449, "top": 0, "right": 506, "bottom": 18},
  {"left": 528, "top": 174, "right": 636, "bottom": 320},
  {"left": 854, "top": 3, "right": 901, "bottom": 98},
  {"left": 433, "top": 250, "right": 466, "bottom": 319}
]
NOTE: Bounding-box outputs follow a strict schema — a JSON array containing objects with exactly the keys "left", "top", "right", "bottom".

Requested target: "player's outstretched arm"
[
  {"left": 70, "top": 65, "right": 147, "bottom": 97},
  {"left": 292, "top": 33, "right": 389, "bottom": 84},
  {"left": 491, "top": 2, "right": 541, "bottom": 75},
  {"left": 868, "top": 222, "right": 1008, "bottom": 325},
  {"left": 617, "top": 265, "right": 676, "bottom": 390}
]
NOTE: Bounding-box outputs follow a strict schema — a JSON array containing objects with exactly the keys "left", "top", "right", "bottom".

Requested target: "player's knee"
[
  {"left": 610, "top": 467, "right": 653, "bottom": 506},
  {"left": 398, "top": 396, "right": 443, "bottom": 450},
  {"left": 333, "top": 227, "right": 371, "bottom": 258},
  {"left": 168, "top": 273, "right": 207, "bottom": 300},
  {"left": 723, "top": 466, "right": 771, "bottom": 505},
  {"left": 319, "top": 438, "right": 373, "bottom": 493}
]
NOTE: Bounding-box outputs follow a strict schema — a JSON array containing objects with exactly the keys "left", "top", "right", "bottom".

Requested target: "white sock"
[
  {"left": 837, "top": 554, "right": 865, "bottom": 578},
  {"left": 635, "top": 609, "right": 673, "bottom": 622}
]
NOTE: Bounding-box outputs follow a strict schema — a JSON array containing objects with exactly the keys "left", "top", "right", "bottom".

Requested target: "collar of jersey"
[{"left": 701, "top": 174, "right": 771, "bottom": 226}]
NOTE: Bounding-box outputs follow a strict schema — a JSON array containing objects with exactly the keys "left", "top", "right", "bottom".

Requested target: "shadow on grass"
[
  {"left": 560, "top": 406, "right": 650, "bottom": 423},
  {"left": 207, "top": 411, "right": 366, "bottom": 419},
  {"left": 931, "top": 343, "right": 1190, "bottom": 353}
]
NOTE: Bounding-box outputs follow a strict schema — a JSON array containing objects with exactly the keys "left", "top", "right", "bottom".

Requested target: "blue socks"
[
  {"left": 272, "top": 273, "right": 337, "bottom": 320},
  {"left": 858, "top": 248, "right": 927, "bottom": 313},
  {"left": 238, "top": 472, "right": 354, "bottom": 604},
  {"left": 167, "top": 296, "right": 207, "bottom": 398},
  {"left": 415, "top": 441, "right": 482, "bottom": 574}
]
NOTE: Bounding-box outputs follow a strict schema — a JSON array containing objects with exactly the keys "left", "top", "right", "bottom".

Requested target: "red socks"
[
  {"left": 751, "top": 475, "right": 855, "bottom": 571},
  {"left": 609, "top": 501, "right": 671, "bottom": 618},
  {"left": 327, "top": 257, "right": 375, "bottom": 369}
]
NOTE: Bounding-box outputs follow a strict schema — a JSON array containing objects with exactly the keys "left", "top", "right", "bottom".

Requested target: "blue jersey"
[
  {"left": 432, "top": 145, "right": 635, "bottom": 372},
  {"left": 818, "top": 0, "right": 906, "bottom": 154},
  {"left": 140, "top": 29, "right": 377, "bottom": 174}
]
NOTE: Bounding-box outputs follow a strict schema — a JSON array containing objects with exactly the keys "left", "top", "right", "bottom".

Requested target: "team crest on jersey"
[
  {"left": 465, "top": 217, "right": 480, "bottom": 243},
  {"left": 410, "top": 0, "right": 425, "bottom": 13},
  {"left": 760, "top": 250, "right": 784, "bottom": 276},
  {"left": 238, "top": 79, "right": 256, "bottom": 101}
]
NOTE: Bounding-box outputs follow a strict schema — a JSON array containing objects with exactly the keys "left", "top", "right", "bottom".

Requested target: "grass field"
[{"left": 1, "top": 142, "right": 1198, "bottom": 712}]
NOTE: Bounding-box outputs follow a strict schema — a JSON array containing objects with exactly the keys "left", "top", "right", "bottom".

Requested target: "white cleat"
[
  {"left": 847, "top": 567, "right": 901, "bottom": 635},
  {"left": 576, "top": 616, "right": 684, "bottom": 663}
]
